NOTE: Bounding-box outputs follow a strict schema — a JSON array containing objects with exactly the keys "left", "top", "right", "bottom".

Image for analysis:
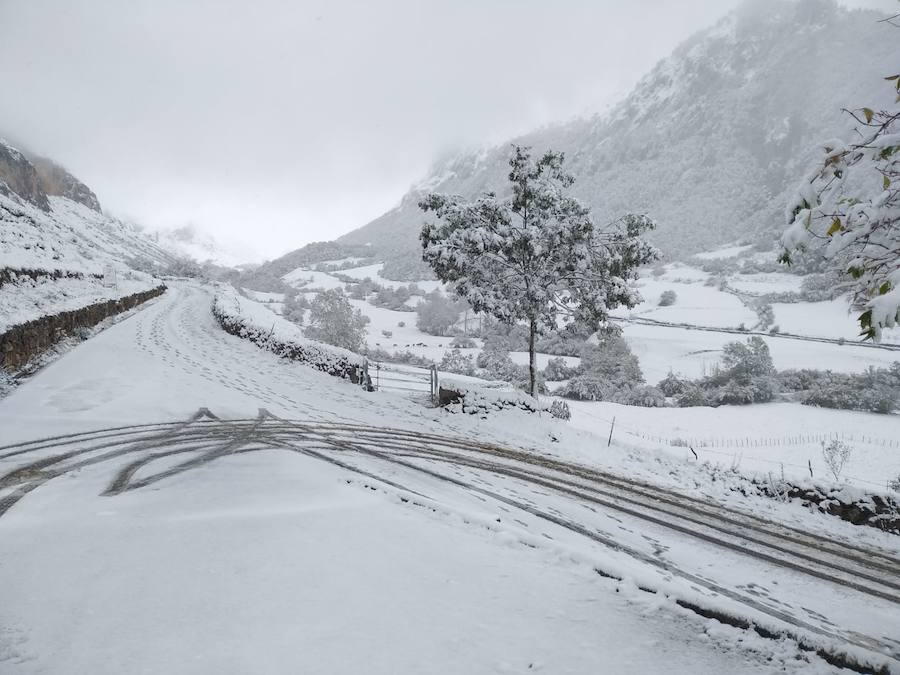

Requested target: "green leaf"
[
  {"left": 885, "top": 174, "right": 892, "bottom": 190},
  {"left": 862, "top": 107, "right": 874, "bottom": 123},
  {"left": 879, "top": 281, "right": 891, "bottom": 295},
  {"left": 826, "top": 217, "right": 842, "bottom": 236},
  {"left": 777, "top": 251, "right": 791, "bottom": 265},
  {"left": 886, "top": 74, "right": 900, "bottom": 81},
  {"left": 848, "top": 266, "right": 863, "bottom": 280}
]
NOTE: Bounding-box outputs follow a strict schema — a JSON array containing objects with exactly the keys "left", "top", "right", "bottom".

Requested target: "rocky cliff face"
[
  {"left": 0, "top": 139, "right": 51, "bottom": 211},
  {"left": 29, "top": 155, "right": 101, "bottom": 212}
]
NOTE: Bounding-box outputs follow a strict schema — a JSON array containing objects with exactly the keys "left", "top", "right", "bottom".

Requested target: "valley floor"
[{"left": 1, "top": 282, "right": 898, "bottom": 674}]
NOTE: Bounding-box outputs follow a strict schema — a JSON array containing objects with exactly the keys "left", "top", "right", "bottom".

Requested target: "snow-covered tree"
[
  {"left": 781, "top": 72, "right": 900, "bottom": 340},
  {"left": 420, "top": 146, "right": 658, "bottom": 396},
  {"left": 415, "top": 290, "right": 463, "bottom": 336},
  {"left": 305, "top": 289, "right": 369, "bottom": 353}
]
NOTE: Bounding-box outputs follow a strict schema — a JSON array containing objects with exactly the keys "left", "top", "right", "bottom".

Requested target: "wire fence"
[{"left": 568, "top": 404, "right": 899, "bottom": 490}]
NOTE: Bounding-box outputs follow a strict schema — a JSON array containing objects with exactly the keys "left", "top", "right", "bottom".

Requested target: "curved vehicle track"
[{"left": 1, "top": 412, "right": 898, "bottom": 670}]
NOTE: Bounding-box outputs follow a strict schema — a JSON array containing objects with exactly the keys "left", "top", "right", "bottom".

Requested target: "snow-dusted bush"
[
  {"left": 822, "top": 439, "right": 852, "bottom": 482},
  {"left": 449, "top": 335, "right": 477, "bottom": 348},
  {"left": 557, "top": 334, "right": 644, "bottom": 402},
  {"left": 415, "top": 290, "right": 464, "bottom": 336},
  {"left": 619, "top": 385, "right": 666, "bottom": 407},
  {"left": 211, "top": 289, "right": 368, "bottom": 386},
  {"left": 282, "top": 291, "right": 308, "bottom": 325},
  {"left": 366, "top": 347, "right": 434, "bottom": 368},
  {"left": 548, "top": 399, "right": 571, "bottom": 420},
  {"left": 802, "top": 368, "right": 899, "bottom": 414},
  {"left": 673, "top": 338, "right": 777, "bottom": 407},
  {"left": 657, "top": 370, "right": 687, "bottom": 397},
  {"left": 542, "top": 356, "right": 578, "bottom": 382},
  {"left": 535, "top": 331, "right": 589, "bottom": 357},
  {"left": 371, "top": 285, "right": 416, "bottom": 312},
  {"left": 305, "top": 288, "right": 369, "bottom": 353},
  {"left": 675, "top": 384, "right": 714, "bottom": 407},
  {"left": 439, "top": 348, "right": 477, "bottom": 376},
  {"left": 799, "top": 272, "right": 844, "bottom": 302},
  {"left": 658, "top": 289, "right": 677, "bottom": 306}
]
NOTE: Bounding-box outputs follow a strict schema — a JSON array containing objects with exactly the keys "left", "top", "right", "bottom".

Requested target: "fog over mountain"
[{"left": 326, "top": 0, "right": 899, "bottom": 279}]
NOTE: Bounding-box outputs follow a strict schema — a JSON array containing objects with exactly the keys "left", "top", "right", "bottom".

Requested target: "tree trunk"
[{"left": 528, "top": 318, "right": 537, "bottom": 399}]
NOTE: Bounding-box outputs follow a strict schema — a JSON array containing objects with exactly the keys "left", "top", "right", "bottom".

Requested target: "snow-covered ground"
[
  {"left": 282, "top": 267, "right": 348, "bottom": 290},
  {"left": 329, "top": 262, "right": 444, "bottom": 293},
  {"left": 620, "top": 278, "right": 756, "bottom": 328},
  {"left": 0, "top": 193, "right": 163, "bottom": 333},
  {"left": 694, "top": 244, "right": 754, "bottom": 260},
  {"left": 0, "top": 282, "right": 897, "bottom": 674},
  {"left": 622, "top": 322, "right": 899, "bottom": 383},
  {"left": 564, "top": 399, "right": 900, "bottom": 489}
]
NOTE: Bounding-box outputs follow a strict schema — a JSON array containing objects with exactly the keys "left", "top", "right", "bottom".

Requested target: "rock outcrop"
[
  {"left": 29, "top": 155, "right": 101, "bottom": 212},
  {"left": 0, "top": 139, "right": 50, "bottom": 211}
]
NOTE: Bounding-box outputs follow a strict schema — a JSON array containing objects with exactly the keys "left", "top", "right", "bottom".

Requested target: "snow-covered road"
[{"left": 1, "top": 282, "right": 898, "bottom": 674}]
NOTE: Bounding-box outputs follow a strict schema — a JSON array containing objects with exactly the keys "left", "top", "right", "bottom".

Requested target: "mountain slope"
[
  {"left": 335, "top": 0, "right": 899, "bottom": 275},
  {"left": 0, "top": 139, "right": 182, "bottom": 335}
]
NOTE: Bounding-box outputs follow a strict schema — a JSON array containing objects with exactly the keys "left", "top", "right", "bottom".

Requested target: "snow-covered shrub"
[
  {"left": 822, "top": 439, "right": 852, "bottom": 482},
  {"left": 752, "top": 299, "right": 775, "bottom": 330},
  {"left": 397, "top": 321, "right": 405, "bottom": 328},
  {"left": 619, "top": 385, "right": 666, "bottom": 407},
  {"left": 542, "top": 356, "right": 578, "bottom": 382},
  {"left": 657, "top": 370, "right": 687, "bottom": 397},
  {"left": 555, "top": 375, "right": 616, "bottom": 401},
  {"left": 658, "top": 289, "right": 677, "bottom": 306},
  {"left": 381, "top": 330, "right": 392, "bottom": 338},
  {"left": 439, "top": 348, "right": 476, "bottom": 376},
  {"left": 548, "top": 399, "right": 571, "bottom": 420},
  {"left": 450, "top": 335, "right": 477, "bottom": 348},
  {"left": 415, "top": 291, "right": 464, "bottom": 336},
  {"left": 799, "top": 272, "right": 844, "bottom": 302},
  {"left": 675, "top": 384, "right": 714, "bottom": 407},
  {"left": 305, "top": 288, "right": 369, "bottom": 353},
  {"left": 777, "top": 368, "right": 826, "bottom": 392},
  {"left": 0, "top": 369, "right": 16, "bottom": 398},
  {"left": 557, "top": 335, "right": 645, "bottom": 402},
  {"left": 371, "top": 285, "right": 416, "bottom": 312},
  {"left": 282, "top": 291, "right": 308, "bottom": 325}
]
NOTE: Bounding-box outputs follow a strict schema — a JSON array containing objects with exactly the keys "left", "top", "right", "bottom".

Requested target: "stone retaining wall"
[{"left": 0, "top": 285, "right": 166, "bottom": 372}]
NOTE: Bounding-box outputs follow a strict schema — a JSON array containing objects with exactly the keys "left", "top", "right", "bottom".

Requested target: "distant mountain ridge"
[{"left": 300, "top": 0, "right": 899, "bottom": 278}]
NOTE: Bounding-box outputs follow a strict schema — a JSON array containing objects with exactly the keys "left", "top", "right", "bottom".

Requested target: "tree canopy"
[
  {"left": 420, "top": 145, "right": 657, "bottom": 396},
  {"left": 781, "top": 72, "right": 900, "bottom": 340}
]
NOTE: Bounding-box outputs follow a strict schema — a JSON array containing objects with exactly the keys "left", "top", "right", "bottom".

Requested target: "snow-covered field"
[
  {"left": 622, "top": 322, "right": 899, "bottom": 383},
  {"left": 2, "top": 281, "right": 898, "bottom": 673},
  {"left": 621, "top": 277, "right": 756, "bottom": 328},
  {"left": 0, "top": 284, "right": 900, "bottom": 673},
  {"left": 565, "top": 399, "right": 900, "bottom": 489}
]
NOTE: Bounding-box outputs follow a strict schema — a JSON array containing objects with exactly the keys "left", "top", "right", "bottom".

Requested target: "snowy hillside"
[
  {"left": 0, "top": 139, "right": 180, "bottom": 336},
  {"left": 335, "top": 0, "right": 899, "bottom": 269}
]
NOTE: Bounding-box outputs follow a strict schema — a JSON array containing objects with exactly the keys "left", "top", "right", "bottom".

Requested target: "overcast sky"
[{"left": 0, "top": 0, "right": 893, "bottom": 260}]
